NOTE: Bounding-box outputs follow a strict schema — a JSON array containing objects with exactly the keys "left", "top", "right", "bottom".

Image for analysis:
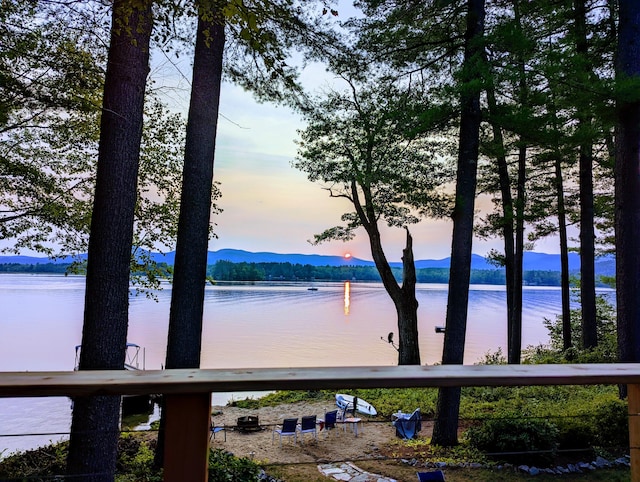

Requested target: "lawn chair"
[
  {"left": 298, "top": 415, "right": 317, "bottom": 443},
  {"left": 393, "top": 408, "right": 421, "bottom": 439},
  {"left": 321, "top": 409, "right": 339, "bottom": 438},
  {"left": 210, "top": 423, "right": 226, "bottom": 442},
  {"left": 417, "top": 470, "right": 445, "bottom": 481},
  {"left": 272, "top": 417, "right": 298, "bottom": 447}
]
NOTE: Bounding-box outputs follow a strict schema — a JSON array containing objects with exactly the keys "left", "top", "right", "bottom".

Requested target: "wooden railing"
[{"left": 2, "top": 364, "right": 640, "bottom": 481}]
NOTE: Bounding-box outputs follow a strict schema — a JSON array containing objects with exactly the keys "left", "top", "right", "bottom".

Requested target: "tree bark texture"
[
  {"left": 432, "top": 0, "right": 485, "bottom": 447},
  {"left": 511, "top": 143, "right": 525, "bottom": 363},
  {"left": 555, "top": 159, "right": 573, "bottom": 351},
  {"left": 485, "top": 83, "right": 517, "bottom": 364},
  {"left": 155, "top": 12, "right": 225, "bottom": 468},
  {"left": 165, "top": 11, "right": 224, "bottom": 371},
  {"left": 66, "top": 1, "right": 152, "bottom": 480},
  {"left": 574, "top": 0, "right": 598, "bottom": 349},
  {"left": 616, "top": 0, "right": 640, "bottom": 365},
  {"left": 397, "top": 229, "right": 420, "bottom": 365},
  {"left": 363, "top": 215, "right": 421, "bottom": 365}
]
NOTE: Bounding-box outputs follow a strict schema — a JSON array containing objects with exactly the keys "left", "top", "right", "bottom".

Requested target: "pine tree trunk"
[
  {"left": 511, "top": 144, "right": 525, "bottom": 363},
  {"left": 154, "top": 11, "right": 225, "bottom": 467},
  {"left": 66, "top": 1, "right": 152, "bottom": 480},
  {"left": 432, "top": 0, "right": 485, "bottom": 447},
  {"left": 485, "top": 83, "right": 517, "bottom": 364},
  {"left": 555, "top": 159, "right": 573, "bottom": 351},
  {"left": 574, "top": 0, "right": 598, "bottom": 349},
  {"left": 615, "top": 0, "right": 640, "bottom": 365}
]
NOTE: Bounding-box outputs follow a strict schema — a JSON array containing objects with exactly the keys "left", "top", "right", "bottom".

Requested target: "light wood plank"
[{"left": 2, "top": 364, "right": 640, "bottom": 398}]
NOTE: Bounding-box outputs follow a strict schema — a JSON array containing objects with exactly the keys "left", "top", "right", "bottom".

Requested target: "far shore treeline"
[{"left": 0, "top": 260, "right": 586, "bottom": 287}]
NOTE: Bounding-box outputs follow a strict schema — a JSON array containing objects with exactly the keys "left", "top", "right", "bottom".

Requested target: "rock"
[
  {"left": 469, "top": 462, "right": 483, "bottom": 469},
  {"left": 517, "top": 465, "right": 530, "bottom": 473},
  {"left": 528, "top": 467, "right": 540, "bottom": 476},
  {"left": 435, "top": 462, "right": 447, "bottom": 468},
  {"left": 594, "top": 456, "right": 610, "bottom": 468}
]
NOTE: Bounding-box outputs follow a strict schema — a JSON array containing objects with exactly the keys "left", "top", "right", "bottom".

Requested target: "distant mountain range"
[{"left": 0, "top": 249, "right": 616, "bottom": 276}]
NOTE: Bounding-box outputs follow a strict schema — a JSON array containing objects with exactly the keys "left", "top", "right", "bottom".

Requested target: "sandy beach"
[{"left": 208, "top": 400, "right": 411, "bottom": 466}]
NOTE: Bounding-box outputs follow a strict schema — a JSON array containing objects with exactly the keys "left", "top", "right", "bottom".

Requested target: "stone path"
[{"left": 317, "top": 462, "right": 397, "bottom": 482}]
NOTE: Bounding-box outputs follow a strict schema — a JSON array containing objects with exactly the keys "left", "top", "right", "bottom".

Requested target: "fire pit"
[{"left": 236, "top": 415, "right": 260, "bottom": 432}]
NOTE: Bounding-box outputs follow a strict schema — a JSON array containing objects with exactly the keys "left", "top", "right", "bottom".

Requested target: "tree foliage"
[{"left": 295, "top": 76, "right": 453, "bottom": 240}]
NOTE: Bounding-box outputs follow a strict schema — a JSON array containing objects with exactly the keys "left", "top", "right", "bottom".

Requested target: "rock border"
[{"left": 400, "top": 454, "right": 631, "bottom": 476}]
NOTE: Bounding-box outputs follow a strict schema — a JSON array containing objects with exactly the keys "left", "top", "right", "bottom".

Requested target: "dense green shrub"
[
  {"left": 115, "top": 434, "right": 161, "bottom": 481},
  {"left": 208, "top": 448, "right": 261, "bottom": 481},
  {"left": 523, "top": 292, "right": 618, "bottom": 364},
  {"left": 553, "top": 416, "right": 595, "bottom": 450},
  {"left": 465, "top": 417, "right": 559, "bottom": 465},
  {"left": 0, "top": 441, "right": 68, "bottom": 479},
  {"left": 592, "top": 397, "right": 629, "bottom": 449}
]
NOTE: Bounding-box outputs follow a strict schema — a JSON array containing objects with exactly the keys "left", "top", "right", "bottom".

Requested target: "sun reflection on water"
[{"left": 343, "top": 281, "right": 351, "bottom": 315}]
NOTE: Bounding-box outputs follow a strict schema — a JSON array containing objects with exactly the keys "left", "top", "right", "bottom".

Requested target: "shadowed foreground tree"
[
  {"left": 295, "top": 76, "right": 453, "bottom": 365},
  {"left": 432, "top": 0, "right": 486, "bottom": 447},
  {"left": 615, "top": 0, "right": 640, "bottom": 368},
  {"left": 66, "top": 1, "right": 153, "bottom": 480},
  {"left": 153, "top": 4, "right": 225, "bottom": 468},
  {"left": 154, "top": 0, "right": 339, "bottom": 466}
]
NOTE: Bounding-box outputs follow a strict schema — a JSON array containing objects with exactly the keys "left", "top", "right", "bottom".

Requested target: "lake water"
[{"left": 0, "top": 273, "right": 614, "bottom": 457}]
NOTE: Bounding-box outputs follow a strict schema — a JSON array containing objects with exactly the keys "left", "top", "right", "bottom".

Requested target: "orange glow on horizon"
[{"left": 344, "top": 253, "right": 352, "bottom": 259}]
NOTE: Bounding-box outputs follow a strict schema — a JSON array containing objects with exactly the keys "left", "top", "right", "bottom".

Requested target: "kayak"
[{"left": 335, "top": 393, "right": 377, "bottom": 416}]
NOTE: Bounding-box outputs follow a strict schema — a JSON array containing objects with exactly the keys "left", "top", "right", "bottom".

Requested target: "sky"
[
  {"left": 152, "top": 38, "right": 564, "bottom": 263},
  {"left": 1, "top": 2, "right": 564, "bottom": 262}
]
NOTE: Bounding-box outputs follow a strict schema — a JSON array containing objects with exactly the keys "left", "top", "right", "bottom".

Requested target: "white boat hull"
[{"left": 335, "top": 393, "right": 377, "bottom": 416}]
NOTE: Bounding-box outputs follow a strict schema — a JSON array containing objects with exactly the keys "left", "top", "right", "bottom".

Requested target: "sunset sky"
[
  {"left": 146, "top": 17, "right": 570, "bottom": 263},
  {"left": 197, "top": 79, "right": 564, "bottom": 262}
]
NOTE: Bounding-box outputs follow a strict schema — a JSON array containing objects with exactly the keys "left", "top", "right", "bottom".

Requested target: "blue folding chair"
[
  {"left": 417, "top": 470, "right": 445, "bottom": 481},
  {"left": 321, "top": 410, "right": 338, "bottom": 438},
  {"left": 210, "top": 423, "right": 226, "bottom": 442},
  {"left": 272, "top": 417, "right": 298, "bottom": 447},
  {"left": 298, "top": 415, "right": 318, "bottom": 443}
]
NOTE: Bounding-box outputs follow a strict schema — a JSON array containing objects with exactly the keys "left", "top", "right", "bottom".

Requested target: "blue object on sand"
[
  {"left": 393, "top": 408, "right": 422, "bottom": 440},
  {"left": 417, "top": 470, "right": 445, "bottom": 481}
]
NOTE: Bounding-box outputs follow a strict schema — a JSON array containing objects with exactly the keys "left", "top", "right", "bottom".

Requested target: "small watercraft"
[{"left": 335, "top": 393, "right": 377, "bottom": 416}]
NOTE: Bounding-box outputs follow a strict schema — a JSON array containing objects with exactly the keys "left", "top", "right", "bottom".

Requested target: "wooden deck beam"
[
  {"left": 2, "top": 363, "right": 640, "bottom": 398},
  {"left": 2, "top": 365, "right": 640, "bottom": 482}
]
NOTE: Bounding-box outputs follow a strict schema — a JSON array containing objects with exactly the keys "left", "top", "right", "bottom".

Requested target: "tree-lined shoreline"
[{"left": 0, "top": 260, "right": 610, "bottom": 287}]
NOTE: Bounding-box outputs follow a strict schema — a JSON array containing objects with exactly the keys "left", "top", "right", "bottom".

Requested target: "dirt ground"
[{"left": 208, "top": 400, "right": 414, "bottom": 466}]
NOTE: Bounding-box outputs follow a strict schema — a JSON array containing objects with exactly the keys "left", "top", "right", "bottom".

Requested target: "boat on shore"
[
  {"left": 73, "top": 343, "right": 154, "bottom": 416},
  {"left": 335, "top": 393, "right": 377, "bottom": 416}
]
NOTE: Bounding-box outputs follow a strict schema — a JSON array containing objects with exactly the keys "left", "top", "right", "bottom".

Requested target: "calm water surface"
[{"left": 0, "top": 273, "right": 614, "bottom": 457}]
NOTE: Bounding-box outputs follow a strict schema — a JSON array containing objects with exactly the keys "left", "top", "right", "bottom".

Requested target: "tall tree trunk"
[
  {"left": 555, "top": 158, "right": 572, "bottom": 351},
  {"left": 511, "top": 143, "right": 525, "bottom": 363},
  {"left": 364, "top": 216, "right": 420, "bottom": 364},
  {"left": 397, "top": 228, "right": 420, "bottom": 365},
  {"left": 615, "top": 0, "right": 640, "bottom": 366},
  {"left": 508, "top": 0, "right": 527, "bottom": 364},
  {"left": 66, "top": 1, "right": 152, "bottom": 480},
  {"left": 352, "top": 178, "right": 421, "bottom": 365},
  {"left": 574, "top": 0, "right": 598, "bottom": 349},
  {"left": 154, "top": 10, "right": 225, "bottom": 467},
  {"left": 485, "top": 83, "right": 517, "bottom": 364},
  {"left": 432, "top": 0, "right": 485, "bottom": 447}
]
